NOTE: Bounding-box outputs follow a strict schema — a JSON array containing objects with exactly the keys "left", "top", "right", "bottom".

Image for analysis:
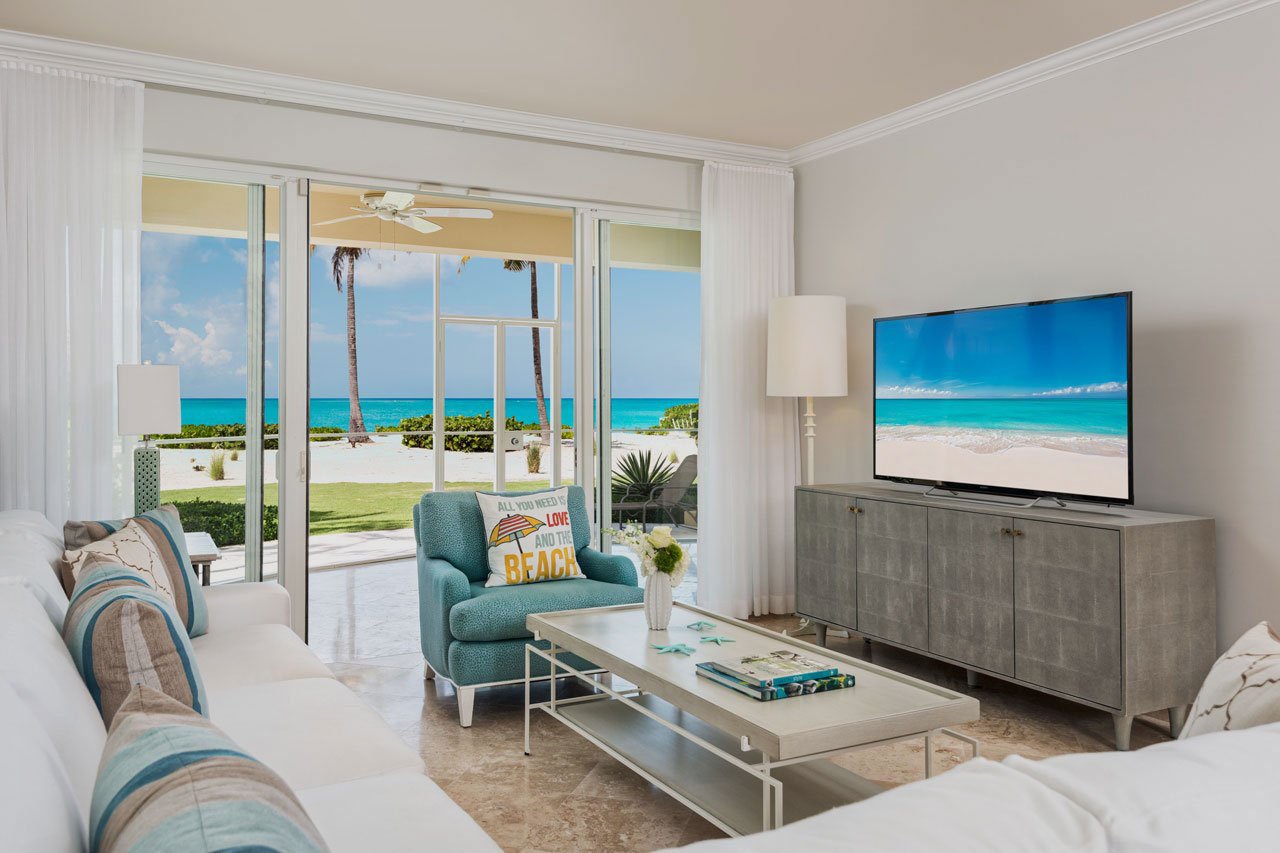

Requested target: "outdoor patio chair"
[
  {"left": 413, "top": 485, "right": 643, "bottom": 727},
  {"left": 611, "top": 453, "right": 697, "bottom": 532}
]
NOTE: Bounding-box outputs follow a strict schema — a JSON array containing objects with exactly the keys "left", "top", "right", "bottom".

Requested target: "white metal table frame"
[{"left": 523, "top": 640, "right": 980, "bottom": 836}]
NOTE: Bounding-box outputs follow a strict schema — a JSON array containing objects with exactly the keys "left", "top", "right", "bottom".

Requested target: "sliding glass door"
[{"left": 139, "top": 175, "right": 280, "bottom": 584}]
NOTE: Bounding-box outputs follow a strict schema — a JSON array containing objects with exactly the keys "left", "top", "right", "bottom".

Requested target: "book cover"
[
  {"left": 696, "top": 662, "right": 856, "bottom": 702},
  {"left": 706, "top": 650, "right": 839, "bottom": 688}
]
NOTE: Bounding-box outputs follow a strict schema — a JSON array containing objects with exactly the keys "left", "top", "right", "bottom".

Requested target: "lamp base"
[{"left": 134, "top": 446, "right": 161, "bottom": 515}]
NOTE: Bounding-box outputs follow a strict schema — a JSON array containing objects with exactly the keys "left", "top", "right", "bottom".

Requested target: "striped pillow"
[
  {"left": 63, "top": 505, "right": 208, "bottom": 637},
  {"left": 92, "top": 685, "right": 328, "bottom": 853},
  {"left": 64, "top": 563, "right": 208, "bottom": 726}
]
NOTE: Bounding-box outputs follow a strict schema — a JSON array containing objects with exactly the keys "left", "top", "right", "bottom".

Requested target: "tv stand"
[
  {"left": 922, "top": 486, "right": 1069, "bottom": 509},
  {"left": 796, "top": 482, "right": 1216, "bottom": 750}
]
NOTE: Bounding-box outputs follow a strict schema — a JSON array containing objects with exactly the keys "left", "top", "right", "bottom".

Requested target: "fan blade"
[
  {"left": 404, "top": 207, "right": 493, "bottom": 219},
  {"left": 400, "top": 216, "right": 443, "bottom": 234},
  {"left": 381, "top": 191, "right": 416, "bottom": 210},
  {"left": 313, "top": 213, "right": 375, "bottom": 226}
]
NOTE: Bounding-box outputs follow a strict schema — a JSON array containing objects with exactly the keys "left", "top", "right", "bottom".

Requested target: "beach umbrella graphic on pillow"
[{"left": 489, "top": 514, "right": 545, "bottom": 553}]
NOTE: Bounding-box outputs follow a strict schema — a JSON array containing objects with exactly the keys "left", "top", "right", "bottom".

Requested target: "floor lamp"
[
  {"left": 767, "top": 295, "right": 848, "bottom": 639},
  {"left": 118, "top": 364, "right": 182, "bottom": 515}
]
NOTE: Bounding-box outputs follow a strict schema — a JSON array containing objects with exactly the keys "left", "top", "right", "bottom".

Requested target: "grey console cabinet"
[{"left": 794, "top": 483, "right": 1216, "bottom": 750}]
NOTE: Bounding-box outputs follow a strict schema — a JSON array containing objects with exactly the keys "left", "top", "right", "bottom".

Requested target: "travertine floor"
[{"left": 308, "top": 559, "right": 1172, "bottom": 852}]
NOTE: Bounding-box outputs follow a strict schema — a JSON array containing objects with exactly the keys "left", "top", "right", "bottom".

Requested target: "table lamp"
[
  {"left": 118, "top": 364, "right": 181, "bottom": 514},
  {"left": 766, "top": 295, "right": 848, "bottom": 485}
]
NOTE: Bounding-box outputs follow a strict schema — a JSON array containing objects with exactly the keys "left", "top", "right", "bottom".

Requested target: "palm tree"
[
  {"left": 330, "top": 246, "right": 372, "bottom": 445},
  {"left": 502, "top": 259, "right": 550, "bottom": 442}
]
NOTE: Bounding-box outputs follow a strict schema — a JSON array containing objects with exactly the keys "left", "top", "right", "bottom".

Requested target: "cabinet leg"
[
  {"left": 965, "top": 669, "right": 979, "bottom": 689},
  {"left": 1112, "top": 713, "right": 1135, "bottom": 751},
  {"left": 813, "top": 623, "right": 828, "bottom": 647},
  {"left": 1167, "top": 705, "right": 1189, "bottom": 738}
]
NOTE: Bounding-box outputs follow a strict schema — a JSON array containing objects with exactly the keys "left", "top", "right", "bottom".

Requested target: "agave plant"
[{"left": 611, "top": 450, "right": 674, "bottom": 504}]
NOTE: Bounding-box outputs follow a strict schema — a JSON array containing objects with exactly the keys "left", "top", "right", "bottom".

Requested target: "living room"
[{"left": 2, "top": 2, "right": 1278, "bottom": 851}]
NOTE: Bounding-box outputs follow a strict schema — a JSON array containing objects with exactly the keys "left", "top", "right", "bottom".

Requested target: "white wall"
[
  {"left": 144, "top": 88, "right": 701, "bottom": 211},
  {"left": 795, "top": 4, "right": 1280, "bottom": 649}
]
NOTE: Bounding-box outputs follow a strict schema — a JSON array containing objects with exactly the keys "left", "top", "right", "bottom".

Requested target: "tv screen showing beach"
[{"left": 874, "top": 294, "right": 1130, "bottom": 502}]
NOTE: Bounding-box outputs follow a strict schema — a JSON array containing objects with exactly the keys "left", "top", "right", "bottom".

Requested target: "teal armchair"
[{"left": 413, "top": 486, "right": 642, "bottom": 726}]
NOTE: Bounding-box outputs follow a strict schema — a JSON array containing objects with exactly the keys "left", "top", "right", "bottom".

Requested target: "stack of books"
[{"left": 696, "top": 650, "right": 856, "bottom": 701}]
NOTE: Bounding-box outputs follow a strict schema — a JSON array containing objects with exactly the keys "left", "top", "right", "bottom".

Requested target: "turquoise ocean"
[
  {"left": 181, "top": 397, "right": 696, "bottom": 432},
  {"left": 876, "top": 398, "right": 1127, "bottom": 436}
]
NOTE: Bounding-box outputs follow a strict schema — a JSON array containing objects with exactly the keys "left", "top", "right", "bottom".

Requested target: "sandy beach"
[
  {"left": 161, "top": 431, "right": 697, "bottom": 490},
  {"left": 876, "top": 428, "right": 1128, "bottom": 498}
]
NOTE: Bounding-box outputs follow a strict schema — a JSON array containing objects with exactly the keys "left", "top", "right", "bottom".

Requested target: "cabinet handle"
[
  {"left": 848, "top": 506, "right": 863, "bottom": 514},
  {"left": 1000, "top": 527, "right": 1012, "bottom": 536},
  {"left": 1012, "top": 528, "right": 1023, "bottom": 537}
]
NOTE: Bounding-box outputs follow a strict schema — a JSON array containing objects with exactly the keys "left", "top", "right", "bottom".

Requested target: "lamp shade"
[
  {"left": 767, "top": 295, "right": 849, "bottom": 397},
  {"left": 117, "top": 364, "right": 181, "bottom": 435}
]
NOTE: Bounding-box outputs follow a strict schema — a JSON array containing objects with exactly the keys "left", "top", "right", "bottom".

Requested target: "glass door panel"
[
  {"left": 440, "top": 323, "right": 496, "bottom": 490},
  {"left": 140, "top": 175, "right": 278, "bottom": 584}
]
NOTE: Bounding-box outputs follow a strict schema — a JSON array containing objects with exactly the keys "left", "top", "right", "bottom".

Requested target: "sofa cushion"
[
  {"left": 63, "top": 504, "right": 208, "bottom": 637},
  {"left": 416, "top": 485, "right": 590, "bottom": 584},
  {"left": 92, "top": 686, "right": 327, "bottom": 853},
  {"left": 0, "top": 583, "right": 105, "bottom": 829},
  {"left": 0, "top": 509, "right": 69, "bottom": 627},
  {"left": 1007, "top": 722, "right": 1280, "bottom": 851},
  {"left": 1181, "top": 621, "right": 1280, "bottom": 738},
  {"left": 450, "top": 577, "right": 644, "bottom": 642},
  {"left": 63, "top": 563, "right": 209, "bottom": 726},
  {"left": 193, "top": 623, "right": 332, "bottom": 694},
  {"left": 0, "top": 678, "right": 87, "bottom": 853},
  {"left": 208, "top": 678, "right": 423, "bottom": 791},
  {"left": 298, "top": 773, "right": 498, "bottom": 852},
  {"left": 203, "top": 581, "right": 291, "bottom": 632}
]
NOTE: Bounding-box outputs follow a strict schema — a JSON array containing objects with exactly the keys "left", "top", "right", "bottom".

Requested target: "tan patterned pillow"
[
  {"left": 63, "top": 519, "right": 178, "bottom": 609},
  {"left": 1181, "top": 621, "right": 1280, "bottom": 738}
]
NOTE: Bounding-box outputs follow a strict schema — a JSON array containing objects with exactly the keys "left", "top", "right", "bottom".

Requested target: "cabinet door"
[
  {"left": 1014, "top": 520, "right": 1122, "bottom": 708},
  {"left": 927, "top": 508, "right": 1015, "bottom": 675},
  {"left": 795, "top": 490, "right": 857, "bottom": 630},
  {"left": 856, "top": 499, "right": 929, "bottom": 650}
]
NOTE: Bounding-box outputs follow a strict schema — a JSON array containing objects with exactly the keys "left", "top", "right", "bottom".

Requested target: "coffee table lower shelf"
[{"left": 541, "top": 691, "right": 882, "bottom": 837}]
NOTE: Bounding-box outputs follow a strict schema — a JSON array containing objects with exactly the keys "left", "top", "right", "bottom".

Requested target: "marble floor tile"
[{"left": 308, "top": 559, "right": 1173, "bottom": 851}]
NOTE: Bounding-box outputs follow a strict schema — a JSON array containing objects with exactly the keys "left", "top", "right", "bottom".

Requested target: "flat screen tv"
[{"left": 874, "top": 292, "right": 1132, "bottom": 504}]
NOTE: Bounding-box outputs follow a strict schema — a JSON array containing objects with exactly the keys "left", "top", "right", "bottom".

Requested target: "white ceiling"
[{"left": 0, "top": 0, "right": 1189, "bottom": 149}]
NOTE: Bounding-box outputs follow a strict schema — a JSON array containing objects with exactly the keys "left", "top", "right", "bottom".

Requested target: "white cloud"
[
  {"left": 877, "top": 385, "right": 956, "bottom": 398},
  {"left": 1034, "top": 381, "right": 1127, "bottom": 397},
  {"left": 156, "top": 319, "right": 232, "bottom": 367},
  {"left": 318, "top": 246, "right": 436, "bottom": 288},
  {"left": 310, "top": 322, "right": 344, "bottom": 343}
]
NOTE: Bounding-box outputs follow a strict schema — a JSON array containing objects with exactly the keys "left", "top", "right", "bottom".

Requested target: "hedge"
[
  {"left": 153, "top": 423, "right": 343, "bottom": 450},
  {"left": 169, "top": 499, "right": 278, "bottom": 547}
]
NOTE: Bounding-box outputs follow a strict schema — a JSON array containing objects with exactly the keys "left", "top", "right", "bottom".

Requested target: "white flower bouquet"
[{"left": 607, "top": 524, "right": 690, "bottom": 588}]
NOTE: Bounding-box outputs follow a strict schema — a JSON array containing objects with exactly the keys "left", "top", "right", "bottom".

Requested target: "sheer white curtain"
[
  {"left": 0, "top": 63, "right": 142, "bottom": 525},
  {"left": 697, "top": 162, "right": 799, "bottom": 618}
]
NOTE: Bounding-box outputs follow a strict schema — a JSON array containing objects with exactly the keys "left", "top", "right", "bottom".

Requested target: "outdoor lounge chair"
[{"left": 611, "top": 453, "right": 697, "bottom": 532}]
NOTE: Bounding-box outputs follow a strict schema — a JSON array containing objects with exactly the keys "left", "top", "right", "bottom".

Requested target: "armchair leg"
[
  {"left": 423, "top": 660, "right": 436, "bottom": 680},
  {"left": 457, "top": 685, "right": 476, "bottom": 728}
]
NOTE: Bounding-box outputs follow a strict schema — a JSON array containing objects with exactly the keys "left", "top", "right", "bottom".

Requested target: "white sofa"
[{"left": 0, "top": 510, "right": 497, "bottom": 852}]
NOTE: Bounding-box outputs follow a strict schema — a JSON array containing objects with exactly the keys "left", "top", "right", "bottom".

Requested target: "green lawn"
[{"left": 160, "top": 481, "right": 551, "bottom": 537}]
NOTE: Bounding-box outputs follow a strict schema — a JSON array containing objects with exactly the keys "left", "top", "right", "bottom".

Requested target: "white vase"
[{"left": 644, "top": 573, "right": 673, "bottom": 630}]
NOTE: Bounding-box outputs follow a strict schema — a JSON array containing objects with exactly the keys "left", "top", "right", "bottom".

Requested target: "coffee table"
[{"left": 524, "top": 602, "right": 980, "bottom": 837}]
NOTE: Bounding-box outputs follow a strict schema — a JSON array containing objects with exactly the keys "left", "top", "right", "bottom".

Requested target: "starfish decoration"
[
  {"left": 699, "top": 635, "right": 735, "bottom": 645},
  {"left": 686, "top": 620, "right": 717, "bottom": 632},
  {"left": 651, "top": 643, "right": 697, "bottom": 656}
]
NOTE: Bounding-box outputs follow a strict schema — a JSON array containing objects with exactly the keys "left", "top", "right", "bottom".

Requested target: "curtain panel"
[
  {"left": 697, "top": 162, "right": 799, "bottom": 618},
  {"left": 0, "top": 62, "right": 142, "bottom": 525}
]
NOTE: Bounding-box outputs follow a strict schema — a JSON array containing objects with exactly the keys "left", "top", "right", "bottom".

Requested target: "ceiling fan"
[{"left": 313, "top": 191, "right": 494, "bottom": 234}]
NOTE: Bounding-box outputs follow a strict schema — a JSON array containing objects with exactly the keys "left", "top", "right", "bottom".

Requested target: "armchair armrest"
[
  {"left": 203, "top": 582, "right": 290, "bottom": 633},
  {"left": 417, "top": 549, "right": 473, "bottom": 677},
  {"left": 577, "top": 547, "right": 639, "bottom": 587}
]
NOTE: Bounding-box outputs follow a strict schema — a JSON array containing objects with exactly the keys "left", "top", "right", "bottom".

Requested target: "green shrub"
[
  {"left": 229, "top": 449, "right": 239, "bottom": 461},
  {"left": 658, "top": 403, "right": 699, "bottom": 440},
  {"left": 526, "top": 442, "right": 542, "bottom": 474},
  {"left": 611, "top": 450, "right": 674, "bottom": 504},
  {"left": 152, "top": 423, "right": 343, "bottom": 450},
  {"left": 209, "top": 451, "right": 226, "bottom": 481},
  {"left": 169, "top": 499, "right": 278, "bottom": 548},
  {"left": 387, "top": 413, "right": 538, "bottom": 452}
]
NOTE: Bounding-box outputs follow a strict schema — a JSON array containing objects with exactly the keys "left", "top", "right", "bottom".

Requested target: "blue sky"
[
  {"left": 140, "top": 233, "right": 700, "bottom": 399},
  {"left": 875, "top": 296, "right": 1129, "bottom": 399}
]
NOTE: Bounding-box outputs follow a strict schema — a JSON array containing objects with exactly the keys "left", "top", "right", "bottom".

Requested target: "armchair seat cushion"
[{"left": 449, "top": 577, "right": 644, "bottom": 642}]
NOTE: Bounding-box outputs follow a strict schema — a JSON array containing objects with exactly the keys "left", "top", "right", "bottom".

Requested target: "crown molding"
[
  {"left": 789, "top": 0, "right": 1280, "bottom": 165},
  {"left": 0, "top": 28, "right": 790, "bottom": 168}
]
